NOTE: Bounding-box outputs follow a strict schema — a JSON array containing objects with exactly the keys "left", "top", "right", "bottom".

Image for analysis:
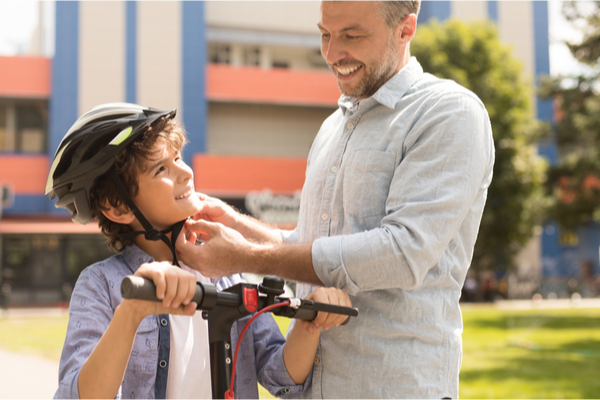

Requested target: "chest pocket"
[{"left": 342, "top": 150, "right": 396, "bottom": 223}]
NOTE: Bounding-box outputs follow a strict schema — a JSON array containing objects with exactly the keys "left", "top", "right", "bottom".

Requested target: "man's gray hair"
[{"left": 378, "top": 1, "right": 421, "bottom": 30}]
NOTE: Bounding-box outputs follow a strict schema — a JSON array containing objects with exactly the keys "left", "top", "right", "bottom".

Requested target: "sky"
[
  {"left": 0, "top": 0, "right": 593, "bottom": 78},
  {"left": 0, "top": 1, "right": 39, "bottom": 55}
]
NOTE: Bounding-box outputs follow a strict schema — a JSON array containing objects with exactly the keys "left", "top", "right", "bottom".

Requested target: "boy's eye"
[{"left": 154, "top": 166, "right": 165, "bottom": 176}]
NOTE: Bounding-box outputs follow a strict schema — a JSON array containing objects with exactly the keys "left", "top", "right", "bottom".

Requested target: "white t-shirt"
[{"left": 166, "top": 265, "right": 212, "bottom": 399}]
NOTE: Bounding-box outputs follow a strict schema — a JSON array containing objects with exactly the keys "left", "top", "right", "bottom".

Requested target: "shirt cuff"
[
  {"left": 277, "top": 228, "right": 298, "bottom": 244},
  {"left": 260, "top": 345, "right": 313, "bottom": 398},
  {"left": 312, "top": 235, "right": 360, "bottom": 295}
]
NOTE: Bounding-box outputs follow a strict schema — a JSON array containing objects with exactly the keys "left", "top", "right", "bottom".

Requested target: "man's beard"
[{"left": 333, "top": 36, "right": 398, "bottom": 99}]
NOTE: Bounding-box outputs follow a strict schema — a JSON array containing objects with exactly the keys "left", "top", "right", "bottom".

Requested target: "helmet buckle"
[{"left": 144, "top": 229, "right": 162, "bottom": 241}]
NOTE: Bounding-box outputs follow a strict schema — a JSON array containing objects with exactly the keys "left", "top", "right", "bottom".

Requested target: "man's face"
[
  {"left": 132, "top": 145, "right": 202, "bottom": 231},
  {"left": 318, "top": 1, "right": 401, "bottom": 99}
]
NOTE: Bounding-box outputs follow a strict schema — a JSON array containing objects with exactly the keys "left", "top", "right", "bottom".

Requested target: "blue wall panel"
[
  {"left": 181, "top": 1, "right": 207, "bottom": 168},
  {"left": 487, "top": 1, "right": 498, "bottom": 22},
  {"left": 418, "top": 1, "right": 451, "bottom": 24},
  {"left": 3, "top": 195, "right": 61, "bottom": 215},
  {"left": 126, "top": 1, "right": 137, "bottom": 104},
  {"left": 48, "top": 1, "right": 79, "bottom": 214}
]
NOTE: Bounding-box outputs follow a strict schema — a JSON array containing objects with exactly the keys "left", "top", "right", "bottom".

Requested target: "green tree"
[
  {"left": 412, "top": 20, "right": 550, "bottom": 272},
  {"left": 539, "top": 1, "right": 600, "bottom": 228}
]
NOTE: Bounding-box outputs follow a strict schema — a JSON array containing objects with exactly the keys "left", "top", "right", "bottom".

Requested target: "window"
[
  {"left": 0, "top": 234, "right": 113, "bottom": 306},
  {"left": 0, "top": 104, "right": 7, "bottom": 150},
  {"left": 0, "top": 100, "right": 48, "bottom": 153}
]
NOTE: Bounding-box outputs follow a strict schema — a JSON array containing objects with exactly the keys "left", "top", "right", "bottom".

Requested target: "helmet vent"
[{"left": 92, "top": 121, "right": 118, "bottom": 132}]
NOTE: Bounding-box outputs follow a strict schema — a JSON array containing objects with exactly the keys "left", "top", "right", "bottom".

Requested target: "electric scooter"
[{"left": 121, "top": 275, "right": 358, "bottom": 399}]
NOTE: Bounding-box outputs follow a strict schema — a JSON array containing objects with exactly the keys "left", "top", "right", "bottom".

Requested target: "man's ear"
[
  {"left": 101, "top": 200, "right": 136, "bottom": 225},
  {"left": 396, "top": 13, "right": 417, "bottom": 44}
]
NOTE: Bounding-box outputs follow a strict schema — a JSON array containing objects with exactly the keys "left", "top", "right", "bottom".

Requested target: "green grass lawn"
[
  {"left": 1, "top": 306, "right": 599, "bottom": 398},
  {"left": 0, "top": 316, "right": 68, "bottom": 361},
  {"left": 459, "top": 306, "right": 600, "bottom": 399}
]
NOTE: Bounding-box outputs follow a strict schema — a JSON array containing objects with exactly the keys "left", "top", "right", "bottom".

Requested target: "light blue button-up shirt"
[
  {"left": 283, "top": 57, "right": 494, "bottom": 398},
  {"left": 54, "top": 244, "right": 310, "bottom": 399}
]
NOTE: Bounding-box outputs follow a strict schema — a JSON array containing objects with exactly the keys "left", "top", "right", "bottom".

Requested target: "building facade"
[{"left": 1, "top": 1, "right": 589, "bottom": 305}]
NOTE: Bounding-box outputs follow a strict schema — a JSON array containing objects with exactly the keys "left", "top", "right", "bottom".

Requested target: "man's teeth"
[
  {"left": 338, "top": 65, "right": 360, "bottom": 76},
  {"left": 176, "top": 189, "right": 192, "bottom": 199}
]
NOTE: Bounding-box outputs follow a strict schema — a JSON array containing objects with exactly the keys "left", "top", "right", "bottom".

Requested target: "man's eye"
[
  {"left": 346, "top": 35, "right": 359, "bottom": 40},
  {"left": 321, "top": 33, "right": 330, "bottom": 40}
]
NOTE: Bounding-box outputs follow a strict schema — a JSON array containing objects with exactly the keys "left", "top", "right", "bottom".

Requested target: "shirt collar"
[
  {"left": 338, "top": 57, "right": 423, "bottom": 114},
  {"left": 122, "top": 243, "right": 154, "bottom": 274}
]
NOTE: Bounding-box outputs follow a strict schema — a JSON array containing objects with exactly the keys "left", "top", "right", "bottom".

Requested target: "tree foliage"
[
  {"left": 411, "top": 20, "right": 550, "bottom": 272},
  {"left": 539, "top": 1, "right": 600, "bottom": 228}
]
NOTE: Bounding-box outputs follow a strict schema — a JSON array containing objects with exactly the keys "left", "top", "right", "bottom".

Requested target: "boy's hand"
[
  {"left": 302, "top": 287, "right": 352, "bottom": 334},
  {"left": 123, "top": 262, "right": 197, "bottom": 319}
]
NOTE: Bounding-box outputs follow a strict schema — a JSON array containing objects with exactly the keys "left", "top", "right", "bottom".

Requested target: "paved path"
[{"left": 0, "top": 348, "right": 58, "bottom": 399}]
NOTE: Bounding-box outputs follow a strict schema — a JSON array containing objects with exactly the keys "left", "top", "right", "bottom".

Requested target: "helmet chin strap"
[{"left": 109, "top": 168, "right": 186, "bottom": 267}]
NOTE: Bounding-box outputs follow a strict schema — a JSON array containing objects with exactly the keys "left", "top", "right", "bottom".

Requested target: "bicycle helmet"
[{"left": 46, "top": 102, "right": 186, "bottom": 266}]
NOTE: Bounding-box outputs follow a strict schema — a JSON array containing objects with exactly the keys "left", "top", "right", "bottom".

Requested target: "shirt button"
[
  {"left": 282, "top": 388, "right": 290, "bottom": 394},
  {"left": 159, "top": 360, "right": 167, "bottom": 368},
  {"left": 347, "top": 122, "right": 354, "bottom": 130},
  {"left": 331, "top": 166, "right": 338, "bottom": 173},
  {"left": 321, "top": 213, "right": 328, "bottom": 221},
  {"left": 160, "top": 318, "right": 168, "bottom": 326},
  {"left": 314, "top": 357, "right": 321, "bottom": 364}
]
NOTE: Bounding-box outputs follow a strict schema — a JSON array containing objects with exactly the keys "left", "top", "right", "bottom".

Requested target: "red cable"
[{"left": 224, "top": 301, "right": 291, "bottom": 400}]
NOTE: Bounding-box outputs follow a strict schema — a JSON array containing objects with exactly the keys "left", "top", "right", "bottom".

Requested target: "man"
[{"left": 177, "top": 1, "right": 494, "bottom": 398}]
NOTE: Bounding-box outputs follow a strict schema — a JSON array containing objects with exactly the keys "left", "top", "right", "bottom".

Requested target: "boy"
[{"left": 47, "top": 103, "right": 351, "bottom": 399}]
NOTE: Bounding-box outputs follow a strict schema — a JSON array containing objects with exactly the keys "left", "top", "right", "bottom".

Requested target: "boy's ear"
[{"left": 101, "top": 200, "right": 136, "bottom": 224}]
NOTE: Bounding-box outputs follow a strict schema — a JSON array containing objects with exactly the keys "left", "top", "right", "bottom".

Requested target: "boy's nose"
[{"left": 176, "top": 162, "right": 193, "bottom": 182}]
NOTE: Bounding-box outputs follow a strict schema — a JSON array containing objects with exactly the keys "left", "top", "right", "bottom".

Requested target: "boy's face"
[{"left": 132, "top": 144, "right": 202, "bottom": 231}]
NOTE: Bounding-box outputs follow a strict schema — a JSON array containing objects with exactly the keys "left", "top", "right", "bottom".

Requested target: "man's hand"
[
  {"left": 191, "top": 192, "right": 239, "bottom": 229},
  {"left": 192, "top": 192, "right": 282, "bottom": 245},
  {"left": 176, "top": 218, "right": 255, "bottom": 278},
  {"left": 122, "top": 262, "right": 198, "bottom": 321},
  {"left": 301, "top": 287, "right": 352, "bottom": 334}
]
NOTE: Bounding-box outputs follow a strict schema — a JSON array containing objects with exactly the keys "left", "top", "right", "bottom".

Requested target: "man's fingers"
[{"left": 185, "top": 218, "right": 219, "bottom": 235}]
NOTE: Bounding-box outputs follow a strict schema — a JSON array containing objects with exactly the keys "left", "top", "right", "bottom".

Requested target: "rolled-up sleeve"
[
  {"left": 236, "top": 313, "right": 311, "bottom": 399},
  {"left": 312, "top": 92, "right": 494, "bottom": 295}
]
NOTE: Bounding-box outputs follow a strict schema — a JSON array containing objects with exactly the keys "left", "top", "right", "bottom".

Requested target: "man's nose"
[{"left": 322, "top": 37, "right": 347, "bottom": 66}]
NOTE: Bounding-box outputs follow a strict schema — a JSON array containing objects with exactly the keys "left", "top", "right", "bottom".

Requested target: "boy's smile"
[{"left": 132, "top": 146, "right": 202, "bottom": 232}]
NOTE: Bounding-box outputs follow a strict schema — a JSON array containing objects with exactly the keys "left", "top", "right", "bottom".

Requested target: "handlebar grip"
[
  {"left": 121, "top": 276, "right": 211, "bottom": 307},
  {"left": 121, "top": 276, "right": 234, "bottom": 311},
  {"left": 287, "top": 308, "right": 353, "bottom": 326},
  {"left": 308, "top": 300, "right": 359, "bottom": 317},
  {"left": 121, "top": 276, "right": 163, "bottom": 302}
]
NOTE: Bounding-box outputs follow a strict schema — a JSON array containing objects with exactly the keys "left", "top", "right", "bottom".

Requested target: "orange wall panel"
[
  {"left": 207, "top": 64, "right": 339, "bottom": 107},
  {"left": 0, "top": 155, "right": 48, "bottom": 195},
  {"left": 0, "top": 56, "right": 51, "bottom": 98},
  {"left": 193, "top": 155, "right": 307, "bottom": 196}
]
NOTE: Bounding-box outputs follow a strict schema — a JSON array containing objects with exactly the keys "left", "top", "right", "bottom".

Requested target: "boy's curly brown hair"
[{"left": 88, "top": 117, "right": 187, "bottom": 252}]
